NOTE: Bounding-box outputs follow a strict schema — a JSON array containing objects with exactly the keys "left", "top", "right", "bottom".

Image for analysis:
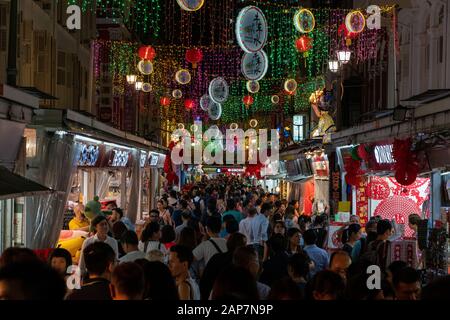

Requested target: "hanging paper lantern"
[
  {"left": 284, "top": 79, "right": 298, "bottom": 94},
  {"left": 142, "top": 83, "right": 152, "bottom": 93},
  {"left": 243, "top": 95, "right": 254, "bottom": 106},
  {"left": 184, "top": 99, "right": 195, "bottom": 110},
  {"left": 271, "top": 95, "right": 280, "bottom": 104},
  {"left": 345, "top": 10, "right": 366, "bottom": 34},
  {"left": 294, "top": 8, "right": 315, "bottom": 33},
  {"left": 172, "top": 89, "right": 183, "bottom": 99},
  {"left": 295, "top": 36, "right": 313, "bottom": 57},
  {"left": 176, "top": 0, "right": 204, "bottom": 11},
  {"left": 138, "top": 45, "right": 156, "bottom": 61},
  {"left": 246, "top": 80, "right": 260, "bottom": 93},
  {"left": 175, "top": 69, "right": 191, "bottom": 84},
  {"left": 185, "top": 48, "right": 203, "bottom": 68},
  {"left": 138, "top": 60, "right": 154, "bottom": 75},
  {"left": 160, "top": 97, "right": 171, "bottom": 106},
  {"left": 249, "top": 119, "right": 258, "bottom": 128}
]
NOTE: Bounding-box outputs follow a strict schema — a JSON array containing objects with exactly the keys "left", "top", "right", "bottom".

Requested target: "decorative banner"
[
  {"left": 209, "top": 77, "right": 229, "bottom": 103},
  {"left": 142, "top": 83, "right": 152, "bottom": 92},
  {"left": 241, "top": 50, "right": 269, "bottom": 81},
  {"left": 175, "top": 69, "right": 191, "bottom": 84},
  {"left": 294, "top": 8, "right": 315, "bottom": 33},
  {"left": 208, "top": 102, "right": 222, "bottom": 120},
  {"left": 236, "top": 6, "right": 268, "bottom": 53},
  {"left": 246, "top": 80, "right": 260, "bottom": 93},
  {"left": 356, "top": 175, "right": 369, "bottom": 225},
  {"left": 345, "top": 10, "right": 366, "bottom": 34},
  {"left": 137, "top": 60, "right": 154, "bottom": 75},
  {"left": 176, "top": 0, "right": 205, "bottom": 12}
]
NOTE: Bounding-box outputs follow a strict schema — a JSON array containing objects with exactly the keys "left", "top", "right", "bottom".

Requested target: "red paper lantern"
[
  {"left": 160, "top": 97, "right": 171, "bottom": 106},
  {"left": 338, "top": 23, "right": 358, "bottom": 39},
  {"left": 243, "top": 95, "right": 254, "bottom": 106},
  {"left": 138, "top": 45, "right": 156, "bottom": 61},
  {"left": 295, "top": 36, "right": 313, "bottom": 53},
  {"left": 184, "top": 98, "right": 195, "bottom": 109},
  {"left": 185, "top": 48, "right": 203, "bottom": 68}
]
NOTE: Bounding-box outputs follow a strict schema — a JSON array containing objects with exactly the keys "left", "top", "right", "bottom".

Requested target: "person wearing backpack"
[
  {"left": 138, "top": 221, "right": 168, "bottom": 256},
  {"left": 361, "top": 219, "right": 393, "bottom": 272}
]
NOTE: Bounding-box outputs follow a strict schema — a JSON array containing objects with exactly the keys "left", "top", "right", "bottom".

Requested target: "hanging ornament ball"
[
  {"left": 175, "top": 69, "right": 191, "bottom": 85},
  {"left": 190, "top": 124, "right": 199, "bottom": 132},
  {"left": 184, "top": 98, "right": 195, "bottom": 110},
  {"left": 345, "top": 10, "right": 366, "bottom": 34},
  {"left": 172, "top": 89, "right": 183, "bottom": 99},
  {"left": 295, "top": 36, "right": 313, "bottom": 53},
  {"left": 177, "top": 123, "right": 185, "bottom": 130},
  {"left": 271, "top": 95, "right": 280, "bottom": 104},
  {"left": 138, "top": 45, "right": 156, "bottom": 61},
  {"left": 284, "top": 79, "right": 298, "bottom": 94},
  {"left": 230, "top": 123, "right": 239, "bottom": 130},
  {"left": 246, "top": 80, "right": 260, "bottom": 94},
  {"left": 176, "top": 0, "right": 204, "bottom": 11},
  {"left": 160, "top": 97, "right": 171, "bottom": 106},
  {"left": 249, "top": 119, "right": 258, "bottom": 128},
  {"left": 138, "top": 60, "right": 154, "bottom": 75},
  {"left": 185, "top": 48, "right": 203, "bottom": 68},
  {"left": 200, "top": 94, "right": 212, "bottom": 111},
  {"left": 294, "top": 8, "right": 315, "bottom": 33},
  {"left": 142, "top": 83, "right": 152, "bottom": 93},
  {"left": 243, "top": 95, "right": 254, "bottom": 106}
]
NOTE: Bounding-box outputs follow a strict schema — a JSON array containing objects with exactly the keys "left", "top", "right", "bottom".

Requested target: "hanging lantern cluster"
[
  {"left": 137, "top": 45, "right": 155, "bottom": 76},
  {"left": 185, "top": 48, "right": 203, "bottom": 68},
  {"left": 294, "top": 9, "right": 315, "bottom": 58}
]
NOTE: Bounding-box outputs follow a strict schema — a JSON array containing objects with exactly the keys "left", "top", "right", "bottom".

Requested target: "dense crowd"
[{"left": 0, "top": 175, "right": 449, "bottom": 300}]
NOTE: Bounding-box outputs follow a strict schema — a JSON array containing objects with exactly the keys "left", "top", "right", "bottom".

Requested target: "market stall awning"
[{"left": 0, "top": 166, "right": 53, "bottom": 200}]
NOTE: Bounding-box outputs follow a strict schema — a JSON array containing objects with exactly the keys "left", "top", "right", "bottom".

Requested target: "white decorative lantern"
[
  {"left": 135, "top": 80, "right": 143, "bottom": 91},
  {"left": 337, "top": 49, "right": 352, "bottom": 64},
  {"left": 126, "top": 74, "right": 137, "bottom": 84},
  {"left": 328, "top": 60, "right": 340, "bottom": 73}
]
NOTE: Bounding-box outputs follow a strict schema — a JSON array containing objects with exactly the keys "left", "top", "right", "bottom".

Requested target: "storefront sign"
[
  {"left": 374, "top": 144, "right": 395, "bottom": 164},
  {"left": 78, "top": 144, "right": 100, "bottom": 166},
  {"left": 356, "top": 176, "right": 369, "bottom": 225},
  {"left": 140, "top": 152, "right": 148, "bottom": 168},
  {"left": 148, "top": 154, "right": 159, "bottom": 166},
  {"left": 110, "top": 149, "right": 130, "bottom": 167},
  {"left": 331, "top": 170, "right": 341, "bottom": 213}
]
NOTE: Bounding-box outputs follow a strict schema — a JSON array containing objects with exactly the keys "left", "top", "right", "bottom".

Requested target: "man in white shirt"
[
  {"left": 118, "top": 230, "right": 146, "bottom": 263},
  {"left": 78, "top": 215, "right": 119, "bottom": 276},
  {"left": 239, "top": 206, "right": 257, "bottom": 245},
  {"left": 250, "top": 202, "right": 272, "bottom": 261},
  {"left": 193, "top": 216, "right": 227, "bottom": 266}
]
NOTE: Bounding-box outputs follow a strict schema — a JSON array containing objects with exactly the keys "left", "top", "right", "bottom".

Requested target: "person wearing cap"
[{"left": 78, "top": 215, "right": 119, "bottom": 277}]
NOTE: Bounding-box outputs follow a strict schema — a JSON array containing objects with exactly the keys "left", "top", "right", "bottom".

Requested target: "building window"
[
  {"left": 293, "top": 115, "right": 305, "bottom": 142},
  {"left": 57, "top": 51, "right": 65, "bottom": 85},
  {"left": 0, "top": 4, "right": 7, "bottom": 51}
]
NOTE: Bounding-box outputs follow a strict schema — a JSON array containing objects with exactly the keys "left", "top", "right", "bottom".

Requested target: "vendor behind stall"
[{"left": 69, "top": 204, "right": 90, "bottom": 232}]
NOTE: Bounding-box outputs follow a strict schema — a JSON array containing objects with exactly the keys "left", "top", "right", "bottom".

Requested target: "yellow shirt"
[{"left": 69, "top": 218, "right": 90, "bottom": 230}]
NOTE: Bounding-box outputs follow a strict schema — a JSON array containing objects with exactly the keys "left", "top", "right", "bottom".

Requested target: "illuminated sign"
[
  {"left": 374, "top": 144, "right": 395, "bottom": 164},
  {"left": 78, "top": 144, "right": 100, "bottom": 166},
  {"left": 140, "top": 152, "right": 147, "bottom": 168},
  {"left": 149, "top": 154, "right": 159, "bottom": 166},
  {"left": 110, "top": 149, "right": 130, "bottom": 167}
]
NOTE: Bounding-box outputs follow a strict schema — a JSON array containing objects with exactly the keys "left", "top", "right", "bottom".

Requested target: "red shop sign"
[{"left": 366, "top": 140, "right": 396, "bottom": 171}]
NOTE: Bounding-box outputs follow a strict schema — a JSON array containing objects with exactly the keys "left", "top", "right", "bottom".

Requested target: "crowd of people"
[{"left": 0, "top": 175, "right": 449, "bottom": 300}]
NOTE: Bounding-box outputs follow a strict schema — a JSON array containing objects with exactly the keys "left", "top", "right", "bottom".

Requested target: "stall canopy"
[{"left": 0, "top": 166, "right": 53, "bottom": 200}]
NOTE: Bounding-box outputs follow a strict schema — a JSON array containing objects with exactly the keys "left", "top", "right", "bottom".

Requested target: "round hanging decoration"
[
  {"left": 208, "top": 125, "right": 221, "bottom": 138},
  {"left": 284, "top": 79, "right": 298, "bottom": 94},
  {"left": 249, "top": 119, "right": 258, "bottom": 128},
  {"left": 176, "top": 0, "right": 204, "bottom": 11},
  {"left": 246, "top": 80, "right": 260, "bottom": 93},
  {"left": 235, "top": 6, "right": 268, "bottom": 53},
  {"left": 190, "top": 124, "right": 199, "bottom": 132},
  {"left": 184, "top": 99, "right": 195, "bottom": 110},
  {"left": 208, "top": 77, "right": 229, "bottom": 103},
  {"left": 200, "top": 94, "right": 212, "bottom": 111},
  {"left": 142, "top": 83, "right": 152, "bottom": 93},
  {"left": 293, "top": 8, "right": 315, "bottom": 33},
  {"left": 241, "top": 50, "right": 269, "bottom": 81},
  {"left": 185, "top": 48, "right": 203, "bottom": 68},
  {"left": 177, "top": 123, "right": 185, "bottom": 130},
  {"left": 230, "top": 123, "right": 239, "bottom": 130},
  {"left": 138, "top": 45, "right": 156, "bottom": 61},
  {"left": 295, "top": 36, "right": 313, "bottom": 57},
  {"left": 271, "top": 95, "right": 280, "bottom": 104},
  {"left": 345, "top": 10, "right": 366, "bottom": 34},
  {"left": 243, "top": 95, "right": 254, "bottom": 107},
  {"left": 138, "top": 60, "right": 154, "bottom": 75},
  {"left": 175, "top": 69, "right": 191, "bottom": 85},
  {"left": 172, "top": 89, "right": 183, "bottom": 99},
  {"left": 208, "top": 102, "right": 222, "bottom": 121},
  {"left": 160, "top": 97, "right": 171, "bottom": 106}
]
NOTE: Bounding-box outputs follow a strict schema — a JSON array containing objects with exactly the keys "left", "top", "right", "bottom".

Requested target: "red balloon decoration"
[
  {"left": 160, "top": 97, "right": 171, "bottom": 106},
  {"left": 138, "top": 45, "right": 156, "bottom": 61},
  {"left": 295, "top": 36, "right": 313, "bottom": 53},
  {"left": 185, "top": 48, "right": 203, "bottom": 68},
  {"left": 243, "top": 95, "right": 254, "bottom": 106},
  {"left": 184, "top": 98, "right": 195, "bottom": 109}
]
